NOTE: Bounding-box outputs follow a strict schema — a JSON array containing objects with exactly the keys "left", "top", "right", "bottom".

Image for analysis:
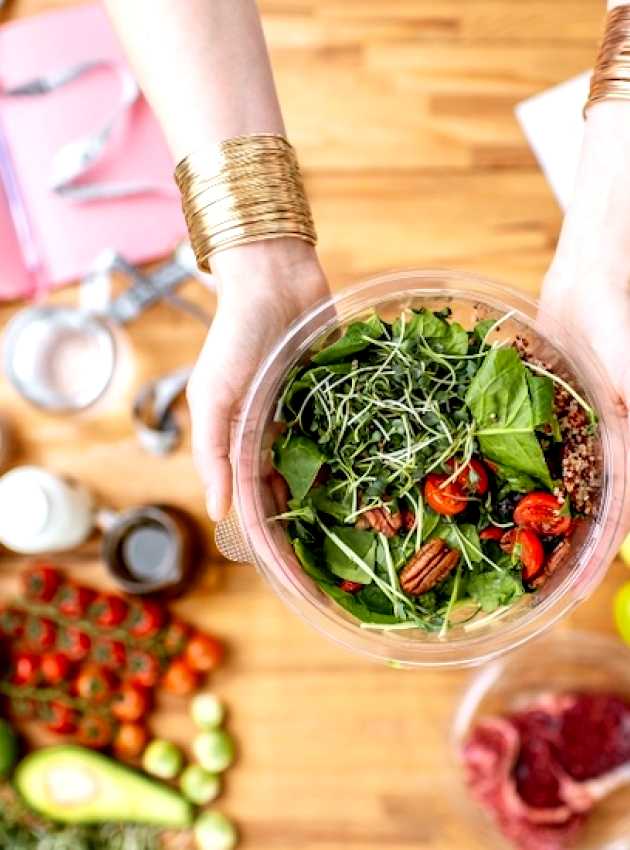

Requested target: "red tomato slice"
[
  {"left": 501, "top": 528, "right": 545, "bottom": 583},
  {"left": 514, "top": 492, "right": 572, "bottom": 536},
  {"left": 446, "top": 458, "right": 490, "bottom": 496},
  {"left": 479, "top": 526, "right": 506, "bottom": 542},
  {"left": 424, "top": 473, "right": 468, "bottom": 516}
]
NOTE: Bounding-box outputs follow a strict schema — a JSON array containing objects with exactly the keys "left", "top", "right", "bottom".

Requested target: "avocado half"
[{"left": 14, "top": 745, "right": 193, "bottom": 827}]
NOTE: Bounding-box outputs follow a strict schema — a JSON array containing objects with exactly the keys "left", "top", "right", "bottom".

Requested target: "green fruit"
[
  {"left": 180, "top": 765, "right": 221, "bottom": 805},
  {"left": 0, "top": 718, "right": 18, "bottom": 778},
  {"left": 191, "top": 694, "right": 225, "bottom": 730},
  {"left": 194, "top": 811, "right": 238, "bottom": 850},
  {"left": 620, "top": 534, "right": 630, "bottom": 567},
  {"left": 14, "top": 745, "right": 193, "bottom": 826},
  {"left": 192, "top": 730, "right": 235, "bottom": 773},
  {"left": 614, "top": 581, "right": 630, "bottom": 644},
  {"left": 142, "top": 740, "right": 184, "bottom": 780}
]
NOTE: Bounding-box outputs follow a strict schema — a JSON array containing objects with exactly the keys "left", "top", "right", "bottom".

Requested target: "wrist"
[{"left": 211, "top": 238, "right": 328, "bottom": 304}]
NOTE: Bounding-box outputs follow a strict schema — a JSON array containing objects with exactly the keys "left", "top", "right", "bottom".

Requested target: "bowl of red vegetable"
[
  {"left": 225, "top": 270, "right": 626, "bottom": 667},
  {"left": 453, "top": 629, "right": 630, "bottom": 850}
]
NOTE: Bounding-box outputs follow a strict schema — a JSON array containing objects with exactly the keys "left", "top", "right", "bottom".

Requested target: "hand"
[{"left": 187, "top": 238, "right": 330, "bottom": 521}]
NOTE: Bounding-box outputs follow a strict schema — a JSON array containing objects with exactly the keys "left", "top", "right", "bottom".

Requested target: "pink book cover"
[{"left": 0, "top": 2, "right": 186, "bottom": 301}]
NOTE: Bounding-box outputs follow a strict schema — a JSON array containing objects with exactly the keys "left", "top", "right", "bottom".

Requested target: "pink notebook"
[{"left": 0, "top": 2, "right": 186, "bottom": 301}]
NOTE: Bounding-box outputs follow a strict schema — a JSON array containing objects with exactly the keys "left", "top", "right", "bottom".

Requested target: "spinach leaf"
[
  {"left": 437, "top": 321, "right": 469, "bottom": 356},
  {"left": 273, "top": 435, "right": 326, "bottom": 501},
  {"left": 465, "top": 348, "right": 553, "bottom": 487},
  {"left": 323, "top": 527, "right": 377, "bottom": 582},
  {"left": 292, "top": 539, "right": 331, "bottom": 583},
  {"left": 395, "top": 308, "right": 447, "bottom": 340},
  {"left": 492, "top": 462, "right": 538, "bottom": 494},
  {"left": 309, "top": 484, "right": 353, "bottom": 522},
  {"left": 321, "top": 583, "right": 399, "bottom": 624},
  {"left": 467, "top": 569, "right": 524, "bottom": 613},
  {"left": 432, "top": 522, "right": 483, "bottom": 564},
  {"left": 357, "top": 584, "right": 395, "bottom": 615},
  {"left": 420, "top": 504, "right": 441, "bottom": 541},
  {"left": 311, "top": 313, "right": 384, "bottom": 365},
  {"left": 474, "top": 318, "right": 496, "bottom": 342},
  {"left": 527, "top": 372, "right": 561, "bottom": 441}
]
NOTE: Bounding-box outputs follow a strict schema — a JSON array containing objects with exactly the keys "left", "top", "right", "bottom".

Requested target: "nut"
[
  {"left": 399, "top": 539, "right": 460, "bottom": 596},
  {"left": 530, "top": 539, "right": 572, "bottom": 589},
  {"left": 360, "top": 507, "right": 402, "bottom": 537}
]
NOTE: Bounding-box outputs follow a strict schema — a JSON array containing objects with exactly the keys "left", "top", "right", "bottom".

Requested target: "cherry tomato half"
[
  {"left": 501, "top": 528, "right": 545, "bottom": 583},
  {"left": 424, "top": 473, "right": 468, "bottom": 516},
  {"left": 114, "top": 722, "right": 148, "bottom": 760},
  {"left": 41, "top": 652, "right": 71, "bottom": 686},
  {"left": 479, "top": 526, "right": 506, "bottom": 542},
  {"left": 162, "top": 658, "right": 199, "bottom": 695},
  {"left": 339, "top": 581, "right": 364, "bottom": 593},
  {"left": 184, "top": 633, "right": 224, "bottom": 673},
  {"left": 446, "top": 458, "right": 490, "bottom": 496},
  {"left": 112, "top": 683, "right": 152, "bottom": 722},
  {"left": 513, "top": 492, "right": 572, "bottom": 537}
]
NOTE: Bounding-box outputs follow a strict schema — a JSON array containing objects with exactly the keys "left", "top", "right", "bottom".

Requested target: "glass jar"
[{"left": 222, "top": 270, "right": 626, "bottom": 668}]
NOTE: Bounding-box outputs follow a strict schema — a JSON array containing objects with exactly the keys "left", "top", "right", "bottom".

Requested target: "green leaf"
[
  {"left": 467, "top": 569, "right": 524, "bottom": 613},
  {"left": 474, "top": 318, "right": 496, "bottom": 342},
  {"left": 432, "top": 522, "right": 483, "bottom": 563},
  {"left": 321, "top": 584, "right": 399, "bottom": 624},
  {"left": 309, "top": 484, "right": 353, "bottom": 522},
  {"left": 357, "top": 584, "right": 395, "bottom": 615},
  {"left": 311, "top": 314, "right": 384, "bottom": 365},
  {"left": 292, "top": 539, "right": 331, "bottom": 583},
  {"left": 492, "top": 463, "right": 538, "bottom": 494},
  {"left": 421, "top": 505, "right": 441, "bottom": 542},
  {"left": 273, "top": 435, "right": 326, "bottom": 501},
  {"left": 394, "top": 308, "right": 448, "bottom": 341},
  {"left": 527, "top": 372, "right": 561, "bottom": 441},
  {"left": 438, "top": 321, "right": 469, "bottom": 355},
  {"left": 323, "top": 527, "right": 377, "bottom": 582},
  {"left": 465, "top": 348, "right": 553, "bottom": 487}
]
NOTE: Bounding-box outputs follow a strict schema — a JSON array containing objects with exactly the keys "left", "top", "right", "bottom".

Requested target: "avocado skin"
[{"left": 14, "top": 745, "right": 193, "bottom": 827}]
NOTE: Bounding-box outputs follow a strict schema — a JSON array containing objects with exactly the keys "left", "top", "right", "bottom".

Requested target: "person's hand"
[
  {"left": 187, "top": 238, "right": 330, "bottom": 521},
  {"left": 540, "top": 102, "right": 630, "bottom": 541}
]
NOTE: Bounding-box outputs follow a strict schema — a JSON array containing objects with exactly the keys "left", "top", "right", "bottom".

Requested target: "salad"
[{"left": 270, "top": 305, "right": 600, "bottom": 635}]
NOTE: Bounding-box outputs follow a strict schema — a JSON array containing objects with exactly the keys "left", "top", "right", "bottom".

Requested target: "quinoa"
[{"left": 513, "top": 335, "right": 599, "bottom": 515}]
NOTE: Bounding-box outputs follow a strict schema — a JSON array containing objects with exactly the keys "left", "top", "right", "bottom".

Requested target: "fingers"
[{"left": 187, "top": 348, "right": 234, "bottom": 523}]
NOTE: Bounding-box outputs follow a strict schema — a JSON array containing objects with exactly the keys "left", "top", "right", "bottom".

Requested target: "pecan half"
[
  {"left": 360, "top": 507, "right": 402, "bottom": 537},
  {"left": 399, "top": 539, "right": 460, "bottom": 596},
  {"left": 530, "top": 539, "right": 572, "bottom": 589}
]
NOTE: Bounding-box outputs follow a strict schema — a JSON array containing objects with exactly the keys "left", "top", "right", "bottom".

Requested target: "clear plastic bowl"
[
  {"left": 451, "top": 629, "right": 630, "bottom": 850},
  {"left": 225, "top": 270, "right": 626, "bottom": 668}
]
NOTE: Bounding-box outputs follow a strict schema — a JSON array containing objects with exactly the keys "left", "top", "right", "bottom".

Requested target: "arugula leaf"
[
  {"left": 323, "top": 527, "right": 377, "bottom": 582},
  {"left": 273, "top": 435, "right": 326, "bottom": 501},
  {"left": 527, "top": 372, "right": 561, "bottom": 441},
  {"left": 432, "top": 522, "right": 483, "bottom": 563},
  {"left": 311, "top": 314, "right": 384, "bottom": 365},
  {"left": 467, "top": 569, "right": 524, "bottom": 613},
  {"left": 465, "top": 348, "right": 553, "bottom": 487}
]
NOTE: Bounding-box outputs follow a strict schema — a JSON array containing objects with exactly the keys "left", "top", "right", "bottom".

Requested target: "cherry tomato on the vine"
[
  {"left": 56, "top": 583, "right": 96, "bottom": 620},
  {"left": 424, "top": 473, "right": 468, "bottom": 516},
  {"left": 77, "top": 714, "right": 114, "bottom": 749},
  {"left": 75, "top": 664, "right": 117, "bottom": 704},
  {"left": 184, "top": 633, "right": 224, "bottom": 673},
  {"left": 112, "top": 683, "right": 151, "bottom": 722},
  {"left": 127, "top": 600, "right": 164, "bottom": 639},
  {"left": 0, "top": 607, "right": 24, "bottom": 639},
  {"left": 43, "top": 701, "right": 78, "bottom": 734},
  {"left": 22, "top": 565, "right": 61, "bottom": 602},
  {"left": 41, "top": 652, "right": 71, "bottom": 685},
  {"left": 501, "top": 527, "right": 545, "bottom": 584},
  {"left": 114, "top": 722, "right": 148, "bottom": 760},
  {"left": 162, "top": 658, "right": 199, "bottom": 695},
  {"left": 24, "top": 616, "right": 56, "bottom": 652},
  {"left": 126, "top": 649, "right": 160, "bottom": 688},
  {"left": 58, "top": 626, "right": 91, "bottom": 662},
  {"left": 89, "top": 594, "right": 128, "bottom": 629},
  {"left": 162, "top": 620, "right": 190, "bottom": 656},
  {"left": 92, "top": 638, "right": 126, "bottom": 669},
  {"left": 513, "top": 492, "right": 572, "bottom": 537},
  {"left": 12, "top": 652, "right": 40, "bottom": 685}
]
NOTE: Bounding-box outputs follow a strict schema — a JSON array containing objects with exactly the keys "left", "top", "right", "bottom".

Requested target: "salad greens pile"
[{"left": 271, "top": 307, "right": 594, "bottom": 635}]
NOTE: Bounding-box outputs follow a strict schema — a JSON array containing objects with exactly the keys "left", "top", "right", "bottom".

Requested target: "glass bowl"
[
  {"left": 451, "top": 629, "right": 630, "bottom": 850},
  {"left": 223, "top": 269, "right": 626, "bottom": 668}
]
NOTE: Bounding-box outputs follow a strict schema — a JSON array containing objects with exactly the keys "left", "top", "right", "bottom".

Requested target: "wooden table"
[{"left": 0, "top": 2, "right": 626, "bottom": 848}]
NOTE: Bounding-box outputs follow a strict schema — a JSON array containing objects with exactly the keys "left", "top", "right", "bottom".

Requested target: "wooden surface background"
[{"left": 0, "top": 1, "right": 626, "bottom": 849}]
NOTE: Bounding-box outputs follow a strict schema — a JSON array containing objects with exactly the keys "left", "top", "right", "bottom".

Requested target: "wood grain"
[{"left": 0, "top": 1, "right": 626, "bottom": 849}]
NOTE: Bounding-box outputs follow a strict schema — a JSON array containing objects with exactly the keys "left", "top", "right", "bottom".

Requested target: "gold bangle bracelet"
[
  {"left": 585, "top": 6, "right": 630, "bottom": 116},
  {"left": 175, "top": 134, "right": 316, "bottom": 270}
]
